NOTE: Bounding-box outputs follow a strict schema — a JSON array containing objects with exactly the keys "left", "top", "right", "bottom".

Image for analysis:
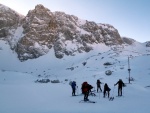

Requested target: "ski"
[
  {"left": 71, "top": 93, "right": 83, "bottom": 97},
  {"left": 116, "top": 95, "right": 124, "bottom": 97},
  {"left": 109, "top": 97, "right": 114, "bottom": 101},
  {"left": 79, "top": 100, "right": 96, "bottom": 103},
  {"left": 72, "top": 95, "right": 80, "bottom": 96}
]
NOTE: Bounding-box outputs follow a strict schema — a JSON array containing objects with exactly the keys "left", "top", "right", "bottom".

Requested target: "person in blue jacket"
[{"left": 71, "top": 81, "right": 76, "bottom": 96}]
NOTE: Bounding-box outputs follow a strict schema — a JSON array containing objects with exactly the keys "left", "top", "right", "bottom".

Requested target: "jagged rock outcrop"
[
  {"left": 16, "top": 4, "right": 55, "bottom": 60},
  {"left": 0, "top": 4, "right": 124, "bottom": 61},
  {"left": 0, "top": 4, "right": 24, "bottom": 49},
  {"left": 146, "top": 41, "right": 150, "bottom": 47},
  {"left": 0, "top": 4, "right": 19, "bottom": 37},
  {"left": 122, "top": 37, "right": 136, "bottom": 45}
]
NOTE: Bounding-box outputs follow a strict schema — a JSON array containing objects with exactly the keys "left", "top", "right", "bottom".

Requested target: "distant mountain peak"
[{"left": 34, "top": 4, "right": 51, "bottom": 13}]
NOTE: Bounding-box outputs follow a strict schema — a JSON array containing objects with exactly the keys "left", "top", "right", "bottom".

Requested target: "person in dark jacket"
[
  {"left": 96, "top": 79, "right": 102, "bottom": 92},
  {"left": 114, "top": 79, "right": 125, "bottom": 96},
  {"left": 103, "top": 83, "right": 111, "bottom": 98},
  {"left": 71, "top": 81, "right": 76, "bottom": 96}
]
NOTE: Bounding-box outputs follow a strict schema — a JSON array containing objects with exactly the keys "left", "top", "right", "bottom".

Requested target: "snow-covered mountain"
[{"left": 0, "top": 4, "right": 126, "bottom": 61}]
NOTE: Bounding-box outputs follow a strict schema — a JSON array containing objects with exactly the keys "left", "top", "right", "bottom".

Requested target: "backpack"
[
  {"left": 82, "top": 82, "right": 88, "bottom": 93},
  {"left": 88, "top": 84, "right": 93, "bottom": 90}
]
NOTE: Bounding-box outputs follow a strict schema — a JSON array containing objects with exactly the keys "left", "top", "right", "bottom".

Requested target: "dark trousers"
[
  {"left": 72, "top": 88, "right": 76, "bottom": 96},
  {"left": 118, "top": 87, "right": 122, "bottom": 96},
  {"left": 103, "top": 90, "right": 109, "bottom": 98},
  {"left": 97, "top": 86, "right": 102, "bottom": 92},
  {"left": 84, "top": 91, "right": 89, "bottom": 100}
]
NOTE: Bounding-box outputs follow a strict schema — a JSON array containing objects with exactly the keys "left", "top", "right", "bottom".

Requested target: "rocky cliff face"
[
  {"left": 0, "top": 4, "right": 125, "bottom": 61},
  {"left": 0, "top": 4, "right": 24, "bottom": 49},
  {"left": 122, "top": 37, "right": 136, "bottom": 45},
  {"left": 0, "top": 4, "right": 20, "bottom": 37},
  {"left": 16, "top": 5, "right": 55, "bottom": 60},
  {"left": 146, "top": 41, "right": 150, "bottom": 47}
]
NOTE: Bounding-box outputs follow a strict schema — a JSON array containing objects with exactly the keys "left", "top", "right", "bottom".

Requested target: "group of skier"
[
  {"left": 70, "top": 79, "right": 125, "bottom": 101},
  {"left": 97, "top": 79, "right": 125, "bottom": 98}
]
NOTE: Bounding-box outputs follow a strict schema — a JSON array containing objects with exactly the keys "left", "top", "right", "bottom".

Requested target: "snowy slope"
[{"left": 0, "top": 40, "right": 150, "bottom": 113}]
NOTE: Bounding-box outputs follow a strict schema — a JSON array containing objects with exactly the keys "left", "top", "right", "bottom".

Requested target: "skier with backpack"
[
  {"left": 81, "top": 82, "right": 93, "bottom": 101},
  {"left": 103, "top": 83, "right": 111, "bottom": 98},
  {"left": 70, "top": 81, "right": 76, "bottom": 96},
  {"left": 114, "top": 79, "right": 125, "bottom": 96}
]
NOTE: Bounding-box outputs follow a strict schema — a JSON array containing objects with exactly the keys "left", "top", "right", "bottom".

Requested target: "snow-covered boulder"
[{"left": 105, "top": 70, "right": 112, "bottom": 75}]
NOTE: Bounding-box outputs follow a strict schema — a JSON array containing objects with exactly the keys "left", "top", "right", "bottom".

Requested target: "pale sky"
[{"left": 0, "top": 0, "right": 150, "bottom": 42}]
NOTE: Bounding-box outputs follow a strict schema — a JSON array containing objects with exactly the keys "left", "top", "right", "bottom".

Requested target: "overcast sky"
[{"left": 1, "top": 0, "right": 150, "bottom": 42}]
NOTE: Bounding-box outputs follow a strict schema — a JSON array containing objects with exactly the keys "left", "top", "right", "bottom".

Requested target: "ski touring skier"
[
  {"left": 103, "top": 83, "right": 111, "bottom": 98},
  {"left": 114, "top": 79, "right": 125, "bottom": 96},
  {"left": 80, "top": 81, "right": 96, "bottom": 103},
  {"left": 81, "top": 82, "right": 93, "bottom": 101},
  {"left": 96, "top": 79, "right": 102, "bottom": 92},
  {"left": 81, "top": 82, "right": 89, "bottom": 101},
  {"left": 71, "top": 81, "right": 76, "bottom": 96},
  {"left": 69, "top": 81, "right": 76, "bottom": 96}
]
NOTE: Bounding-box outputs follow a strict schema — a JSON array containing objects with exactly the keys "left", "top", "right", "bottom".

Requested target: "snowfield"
[{"left": 0, "top": 40, "right": 150, "bottom": 113}]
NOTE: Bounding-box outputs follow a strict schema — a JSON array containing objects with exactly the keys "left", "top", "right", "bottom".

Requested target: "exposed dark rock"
[
  {"left": 35, "top": 79, "right": 50, "bottom": 83},
  {"left": 82, "top": 62, "right": 87, "bottom": 66},
  {"left": 122, "top": 37, "right": 136, "bottom": 45},
  {"left": 51, "top": 80, "right": 60, "bottom": 83},
  {"left": 66, "top": 67, "right": 74, "bottom": 71},
  {"left": 146, "top": 41, "right": 150, "bottom": 47},
  {"left": 103, "top": 62, "right": 113, "bottom": 66}
]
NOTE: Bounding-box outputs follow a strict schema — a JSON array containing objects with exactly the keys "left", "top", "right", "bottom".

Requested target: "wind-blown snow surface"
[{"left": 0, "top": 40, "right": 150, "bottom": 113}]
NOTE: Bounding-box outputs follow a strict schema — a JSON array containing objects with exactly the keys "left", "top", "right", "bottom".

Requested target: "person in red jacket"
[
  {"left": 82, "top": 82, "right": 89, "bottom": 101},
  {"left": 81, "top": 82, "right": 93, "bottom": 101}
]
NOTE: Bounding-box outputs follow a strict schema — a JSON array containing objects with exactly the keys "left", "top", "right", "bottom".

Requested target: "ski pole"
[
  {"left": 76, "top": 86, "right": 78, "bottom": 95},
  {"left": 99, "top": 90, "right": 100, "bottom": 99},
  {"left": 122, "top": 86, "right": 124, "bottom": 97}
]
